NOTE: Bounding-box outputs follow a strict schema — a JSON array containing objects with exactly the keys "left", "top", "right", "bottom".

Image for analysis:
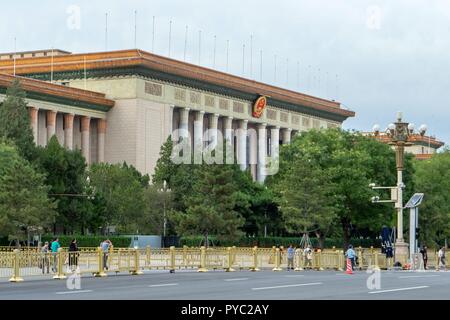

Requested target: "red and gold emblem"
[{"left": 252, "top": 95, "right": 267, "bottom": 118}]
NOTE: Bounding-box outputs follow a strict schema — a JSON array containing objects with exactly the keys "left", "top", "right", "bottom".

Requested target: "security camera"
[
  {"left": 369, "top": 183, "right": 376, "bottom": 188},
  {"left": 371, "top": 196, "right": 380, "bottom": 203}
]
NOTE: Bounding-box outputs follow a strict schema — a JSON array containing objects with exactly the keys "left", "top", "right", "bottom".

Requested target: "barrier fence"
[{"left": 0, "top": 246, "right": 447, "bottom": 282}]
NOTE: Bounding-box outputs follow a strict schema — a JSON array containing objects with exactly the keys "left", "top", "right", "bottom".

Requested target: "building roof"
[
  {"left": 0, "top": 49, "right": 354, "bottom": 122},
  {"left": 0, "top": 73, "right": 114, "bottom": 110},
  {"left": 369, "top": 132, "right": 445, "bottom": 149}
]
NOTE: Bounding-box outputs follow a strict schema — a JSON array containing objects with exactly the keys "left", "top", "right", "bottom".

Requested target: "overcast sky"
[{"left": 1, "top": 0, "right": 449, "bottom": 146}]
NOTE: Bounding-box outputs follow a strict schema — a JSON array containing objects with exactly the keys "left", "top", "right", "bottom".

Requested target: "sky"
[{"left": 1, "top": 0, "right": 449, "bottom": 146}]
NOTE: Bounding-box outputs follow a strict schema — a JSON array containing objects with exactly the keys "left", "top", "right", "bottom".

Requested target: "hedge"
[
  {"left": 41, "top": 235, "right": 132, "bottom": 248},
  {"left": 179, "top": 236, "right": 381, "bottom": 248}
]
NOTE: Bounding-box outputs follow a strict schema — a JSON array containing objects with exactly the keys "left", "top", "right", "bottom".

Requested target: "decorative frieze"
[
  {"left": 174, "top": 88, "right": 186, "bottom": 101},
  {"left": 190, "top": 91, "right": 201, "bottom": 104},
  {"left": 219, "top": 99, "right": 229, "bottom": 111},
  {"left": 205, "top": 95, "right": 215, "bottom": 107},
  {"left": 145, "top": 82, "right": 162, "bottom": 97},
  {"left": 233, "top": 101, "right": 244, "bottom": 113}
]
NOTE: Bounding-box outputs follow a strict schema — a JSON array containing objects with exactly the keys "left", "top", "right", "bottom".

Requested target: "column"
[
  {"left": 257, "top": 123, "right": 267, "bottom": 183},
  {"left": 209, "top": 113, "right": 219, "bottom": 149},
  {"left": 281, "top": 128, "right": 292, "bottom": 144},
  {"left": 238, "top": 120, "right": 248, "bottom": 170},
  {"left": 81, "top": 116, "right": 91, "bottom": 163},
  {"left": 224, "top": 116, "right": 233, "bottom": 163},
  {"left": 249, "top": 126, "right": 258, "bottom": 180},
  {"left": 269, "top": 126, "right": 280, "bottom": 177},
  {"left": 179, "top": 107, "right": 190, "bottom": 140},
  {"left": 64, "top": 113, "right": 74, "bottom": 150},
  {"left": 29, "top": 107, "right": 38, "bottom": 144},
  {"left": 168, "top": 105, "right": 175, "bottom": 137},
  {"left": 46, "top": 110, "right": 57, "bottom": 143},
  {"left": 97, "top": 118, "right": 106, "bottom": 163},
  {"left": 223, "top": 116, "right": 233, "bottom": 144},
  {"left": 193, "top": 111, "right": 205, "bottom": 164}
]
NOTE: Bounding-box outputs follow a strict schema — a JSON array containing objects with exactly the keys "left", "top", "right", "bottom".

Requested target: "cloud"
[{"left": 1, "top": 0, "right": 448, "bottom": 145}]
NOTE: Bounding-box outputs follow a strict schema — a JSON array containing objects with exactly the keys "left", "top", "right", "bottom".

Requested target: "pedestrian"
[
  {"left": 287, "top": 244, "right": 295, "bottom": 271},
  {"left": 304, "top": 245, "right": 313, "bottom": 270},
  {"left": 51, "top": 238, "right": 60, "bottom": 273},
  {"left": 101, "top": 239, "right": 111, "bottom": 270},
  {"left": 69, "top": 239, "right": 79, "bottom": 271},
  {"left": 40, "top": 242, "right": 50, "bottom": 274},
  {"left": 420, "top": 245, "right": 428, "bottom": 270},
  {"left": 345, "top": 244, "right": 357, "bottom": 271},
  {"left": 438, "top": 247, "right": 446, "bottom": 271}
]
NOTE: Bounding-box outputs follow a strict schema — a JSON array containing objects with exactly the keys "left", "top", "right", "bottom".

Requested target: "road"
[{"left": 1, "top": 269, "right": 450, "bottom": 300}]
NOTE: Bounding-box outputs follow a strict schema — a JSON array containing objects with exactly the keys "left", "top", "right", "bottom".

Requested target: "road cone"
[{"left": 345, "top": 258, "right": 353, "bottom": 274}]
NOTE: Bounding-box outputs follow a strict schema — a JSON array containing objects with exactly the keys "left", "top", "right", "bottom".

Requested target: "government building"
[{"left": 0, "top": 49, "right": 355, "bottom": 181}]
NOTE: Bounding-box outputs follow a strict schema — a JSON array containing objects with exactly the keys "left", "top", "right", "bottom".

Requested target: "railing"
[{"left": 1, "top": 246, "right": 446, "bottom": 282}]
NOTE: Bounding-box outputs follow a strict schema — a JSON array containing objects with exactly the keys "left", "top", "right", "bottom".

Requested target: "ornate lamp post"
[
  {"left": 160, "top": 180, "right": 171, "bottom": 244},
  {"left": 373, "top": 112, "right": 427, "bottom": 258}
]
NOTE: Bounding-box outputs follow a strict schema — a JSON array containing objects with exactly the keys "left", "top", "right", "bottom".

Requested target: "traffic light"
[{"left": 415, "top": 227, "right": 420, "bottom": 239}]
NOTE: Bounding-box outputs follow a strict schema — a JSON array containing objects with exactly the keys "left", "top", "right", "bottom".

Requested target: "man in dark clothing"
[{"left": 420, "top": 245, "right": 428, "bottom": 270}]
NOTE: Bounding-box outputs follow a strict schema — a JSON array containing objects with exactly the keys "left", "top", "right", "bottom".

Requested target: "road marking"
[
  {"left": 369, "top": 286, "right": 429, "bottom": 294},
  {"left": 148, "top": 283, "right": 179, "bottom": 288},
  {"left": 399, "top": 275, "right": 440, "bottom": 279},
  {"left": 224, "top": 278, "right": 249, "bottom": 282},
  {"left": 284, "top": 275, "right": 305, "bottom": 277},
  {"left": 252, "top": 282, "right": 322, "bottom": 291},
  {"left": 56, "top": 290, "right": 92, "bottom": 295}
]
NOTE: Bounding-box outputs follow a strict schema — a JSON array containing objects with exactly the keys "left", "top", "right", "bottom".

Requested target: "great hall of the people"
[{"left": 0, "top": 49, "right": 355, "bottom": 181}]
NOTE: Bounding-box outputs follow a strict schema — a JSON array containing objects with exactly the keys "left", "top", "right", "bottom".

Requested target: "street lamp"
[
  {"left": 372, "top": 112, "right": 427, "bottom": 258},
  {"left": 159, "top": 180, "right": 171, "bottom": 244}
]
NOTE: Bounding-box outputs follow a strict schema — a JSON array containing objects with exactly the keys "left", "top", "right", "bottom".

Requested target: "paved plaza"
[{"left": 1, "top": 269, "right": 449, "bottom": 300}]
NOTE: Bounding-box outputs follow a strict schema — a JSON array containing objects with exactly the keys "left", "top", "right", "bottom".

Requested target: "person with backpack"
[
  {"left": 345, "top": 244, "right": 357, "bottom": 271},
  {"left": 303, "top": 245, "right": 313, "bottom": 270},
  {"left": 51, "top": 238, "right": 60, "bottom": 273}
]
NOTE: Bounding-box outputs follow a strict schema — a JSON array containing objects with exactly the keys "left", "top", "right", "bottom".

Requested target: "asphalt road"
[{"left": 1, "top": 269, "right": 450, "bottom": 300}]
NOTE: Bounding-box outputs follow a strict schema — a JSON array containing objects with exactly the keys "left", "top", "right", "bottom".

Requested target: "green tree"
[
  {"left": 269, "top": 128, "right": 410, "bottom": 249},
  {"left": 88, "top": 162, "right": 146, "bottom": 234},
  {"left": 0, "top": 142, "right": 55, "bottom": 243},
  {"left": 152, "top": 136, "right": 176, "bottom": 185},
  {"left": 170, "top": 163, "right": 245, "bottom": 246},
  {"left": 0, "top": 79, "right": 36, "bottom": 161},
  {"left": 414, "top": 149, "right": 450, "bottom": 247},
  {"left": 35, "top": 136, "right": 89, "bottom": 234},
  {"left": 272, "top": 158, "right": 336, "bottom": 248}
]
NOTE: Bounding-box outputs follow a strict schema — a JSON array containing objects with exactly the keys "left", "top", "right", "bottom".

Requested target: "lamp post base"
[{"left": 394, "top": 240, "right": 409, "bottom": 265}]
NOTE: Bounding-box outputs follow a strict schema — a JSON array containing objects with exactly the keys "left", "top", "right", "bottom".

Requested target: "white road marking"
[
  {"left": 224, "top": 278, "right": 249, "bottom": 282},
  {"left": 252, "top": 282, "right": 322, "bottom": 291},
  {"left": 369, "top": 286, "right": 429, "bottom": 294},
  {"left": 284, "top": 275, "right": 305, "bottom": 277},
  {"left": 148, "top": 283, "right": 179, "bottom": 288},
  {"left": 56, "top": 290, "right": 92, "bottom": 295},
  {"left": 399, "top": 275, "right": 440, "bottom": 279}
]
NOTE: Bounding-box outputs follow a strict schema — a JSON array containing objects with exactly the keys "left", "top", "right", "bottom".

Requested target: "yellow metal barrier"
[
  {"left": 272, "top": 248, "right": 282, "bottom": 271},
  {"left": 9, "top": 250, "right": 23, "bottom": 282}
]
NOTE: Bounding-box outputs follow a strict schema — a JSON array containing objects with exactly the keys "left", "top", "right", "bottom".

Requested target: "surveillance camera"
[
  {"left": 369, "top": 183, "right": 376, "bottom": 188},
  {"left": 371, "top": 196, "right": 380, "bottom": 203}
]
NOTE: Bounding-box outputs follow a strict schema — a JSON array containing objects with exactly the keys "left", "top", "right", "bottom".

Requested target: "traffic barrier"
[
  {"left": 9, "top": 250, "right": 23, "bottom": 282},
  {"left": 198, "top": 246, "right": 208, "bottom": 272},
  {"left": 250, "top": 246, "right": 260, "bottom": 271},
  {"left": 272, "top": 248, "right": 282, "bottom": 271},
  {"left": 345, "top": 258, "right": 353, "bottom": 274}
]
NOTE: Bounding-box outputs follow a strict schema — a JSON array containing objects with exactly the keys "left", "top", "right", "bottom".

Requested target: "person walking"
[
  {"left": 438, "top": 247, "right": 446, "bottom": 271},
  {"left": 420, "top": 245, "right": 428, "bottom": 270},
  {"left": 287, "top": 244, "right": 295, "bottom": 271},
  {"left": 304, "top": 245, "right": 313, "bottom": 270},
  {"left": 345, "top": 244, "right": 357, "bottom": 271},
  {"left": 40, "top": 242, "right": 50, "bottom": 274},
  {"left": 101, "top": 239, "right": 111, "bottom": 270},
  {"left": 51, "top": 238, "right": 60, "bottom": 273},
  {"left": 68, "top": 239, "right": 79, "bottom": 271}
]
